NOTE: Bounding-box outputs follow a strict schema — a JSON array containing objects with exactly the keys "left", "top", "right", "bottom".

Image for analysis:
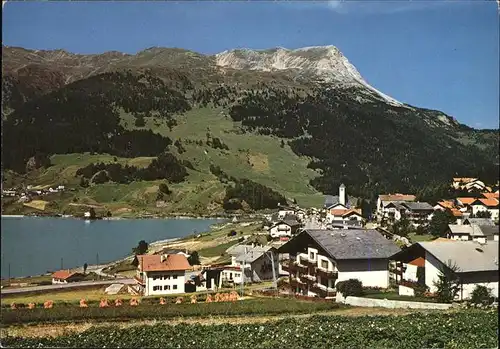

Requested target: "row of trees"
[{"left": 76, "top": 153, "right": 188, "bottom": 185}]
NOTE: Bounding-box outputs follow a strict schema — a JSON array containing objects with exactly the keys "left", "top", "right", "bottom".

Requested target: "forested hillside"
[{"left": 2, "top": 46, "right": 498, "bottom": 215}]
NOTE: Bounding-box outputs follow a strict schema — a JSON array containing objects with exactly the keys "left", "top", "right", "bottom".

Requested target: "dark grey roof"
[
  {"left": 324, "top": 195, "right": 358, "bottom": 209},
  {"left": 304, "top": 229, "right": 401, "bottom": 260},
  {"left": 283, "top": 213, "right": 299, "bottom": 221},
  {"left": 464, "top": 218, "right": 495, "bottom": 226},
  {"left": 324, "top": 195, "right": 340, "bottom": 207},
  {"left": 383, "top": 202, "right": 406, "bottom": 210},
  {"left": 234, "top": 246, "right": 275, "bottom": 264},
  {"left": 329, "top": 220, "right": 362, "bottom": 228},
  {"left": 402, "top": 202, "right": 434, "bottom": 211}
]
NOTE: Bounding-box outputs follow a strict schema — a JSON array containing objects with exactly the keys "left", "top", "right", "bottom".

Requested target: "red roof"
[
  {"left": 482, "top": 192, "right": 500, "bottom": 200},
  {"left": 138, "top": 254, "right": 191, "bottom": 272},
  {"left": 457, "top": 197, "right": 475, "bottom": 206},
  {"left": 329, "top": 208, "right": 362, "bottom": 217},
  {"left": 453, "top": 177, "right": 477, "bottom": 183},
  {"left": 436, "top": 200, "right": 455, "bottom": 209},
  {"left": 476, "top": 198, "right": 499, "bottom": 207},
  {"left": 52, "top": 270, "right": 77, "bottom": 280},
  {"left": 408, "top": 257, "right": 425, "bottom": 267},
  {"left": 379, "top": 194, "right": 416, "bottom": 202}
]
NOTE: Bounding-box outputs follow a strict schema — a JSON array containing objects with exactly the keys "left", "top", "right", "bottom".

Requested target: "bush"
[
  {"left": 471, "top": 285, "right": 493, "bottom": 305},
  {"left": 335, "top": 279, "right": 363, "bottom": 297}
]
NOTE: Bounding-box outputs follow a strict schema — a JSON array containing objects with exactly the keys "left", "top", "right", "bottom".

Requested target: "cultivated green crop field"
[{"left": 3, "top": 310, "right": 497, "bottom": 348}]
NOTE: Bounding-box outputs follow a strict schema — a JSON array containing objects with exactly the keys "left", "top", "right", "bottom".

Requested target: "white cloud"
[{"left": 286, "top": 0, "right": 459, "bottom": 16}]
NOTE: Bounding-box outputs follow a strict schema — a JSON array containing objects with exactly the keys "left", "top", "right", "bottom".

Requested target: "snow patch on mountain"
[{"left": 215, "top": 46, "right": 404, "bottom": 107}]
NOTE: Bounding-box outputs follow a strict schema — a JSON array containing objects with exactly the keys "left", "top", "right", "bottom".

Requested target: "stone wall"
[{"left": 339, "top": 295, "right": 452, "bottom": 310}]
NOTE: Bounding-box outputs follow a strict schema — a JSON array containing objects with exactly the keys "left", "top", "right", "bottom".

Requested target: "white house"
[
  {"left": 134, "top": 254, "right": 192, "bottom": 296},
  {"left": 277, "top": 206, "right": 295, "bottom": 220},
  {"left": 447, "top": 224, "right": 499, "bottom": 243},
  {"left": 391, "top": 241, "right": 499, "bottom": 300},
  {"left": 268, "top": 218, "right": 301, "bottom": 238},
  {"left": 470, "top": 198, "right": 499, "bottom": 221},
  {"left": 376, "top": 194, "right": 416, "bottom": 221},
  {"left": 400, "top": 202, "right": 434, "bottom": 225},
  {"left": 279, "top": 229, "right": 400, "bottom": 298},
  {"left": 225, "top": 244, "right": 279, "bottom": 283},
  {"left": 325, "top": 184, "right": 363, "bottom": 223}
]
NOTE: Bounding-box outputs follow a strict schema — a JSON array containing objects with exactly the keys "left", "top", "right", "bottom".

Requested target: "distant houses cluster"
[
  {"left": 43, "top": 176, "right": 498, "bottom": 304},
  {"left": 2, "top": 184, "right": 69, "bottom": 202},
  {"left": 377, "top": 179, "right": 499, "bottom": 227}
]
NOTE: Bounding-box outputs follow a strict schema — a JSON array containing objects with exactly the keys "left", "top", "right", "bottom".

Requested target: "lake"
[{"left": 1, "top": 217, "right": 223, "bottom": 278}]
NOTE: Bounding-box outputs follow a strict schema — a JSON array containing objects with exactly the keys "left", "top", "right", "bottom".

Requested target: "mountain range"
[{"left": 2, "top": 45, "right": 498, "bottom": 216}]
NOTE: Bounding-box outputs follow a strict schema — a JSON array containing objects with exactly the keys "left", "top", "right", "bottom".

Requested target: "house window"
[
  {"left": 230, "top": 273, "right": 233, "bottom": 280},
  {"left": 173, "top": 285, "right": 178, "bottom": 290},
  {"left": 164, "top": 285, "right": 171, "bottom": 290},
  {"left": 153, "top": 286, "right": 161, "bottom": 291},
  {"left": 172, "top": 275, "right": 177, "bottom": 279},
  {"left": 153, "top": 276, "right": 159, "bottom": 281},
  {"left": 164, "top": 275, "right": 170, "bottom": 280},
  {"left": 309, "top": 252, "right": 315, "bottom": 260},
  {"left": 321, "top": 260, "right": 328, "bottom": 269}
]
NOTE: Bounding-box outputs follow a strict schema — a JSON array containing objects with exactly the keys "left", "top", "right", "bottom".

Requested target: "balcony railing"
[
  {"left": 315, "top": 268, "right": 338, "bottom": 280},
  {"left": 311, "top": 283, "right": 336, "bottom": 297}
]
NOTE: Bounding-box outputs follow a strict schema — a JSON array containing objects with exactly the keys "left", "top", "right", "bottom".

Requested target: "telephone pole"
[
  {"left": 60, "top": 257, "right": 63, "bottom": 270},
  {"left": 240, "top": 247, "right": 247, "bottom": 297},
  {"left": 266, "top": 250, "right": 278, "bottom": 294}
]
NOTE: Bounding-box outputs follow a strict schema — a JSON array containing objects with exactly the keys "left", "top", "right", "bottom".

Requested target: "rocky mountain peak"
[{"left": 215, "top": 45, "right": 403, "bottom": 107}]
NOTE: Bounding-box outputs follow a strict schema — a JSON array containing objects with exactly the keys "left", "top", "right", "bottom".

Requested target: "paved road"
[{"left": 1, "top": 278, "right": 136, "bottom": 295}]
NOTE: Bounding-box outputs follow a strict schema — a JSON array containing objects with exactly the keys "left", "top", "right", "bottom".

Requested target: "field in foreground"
[
  {"left": 1, "top": 297, "right": 338, "bottom": 325},
  {"left": 3, "top": 310, "right": 497, "bottom": 348}
]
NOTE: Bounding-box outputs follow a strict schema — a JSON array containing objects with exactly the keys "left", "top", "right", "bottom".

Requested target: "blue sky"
[{"left": 2, "top": 1, "right": 499, "bottom": 129}]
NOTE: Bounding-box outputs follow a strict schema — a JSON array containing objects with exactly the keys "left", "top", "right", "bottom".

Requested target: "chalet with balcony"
[
  {"left": 376, "top": 194, "right": 416, "bottom": 221},
  {"left": 268, "top": 215, "right": 301, "bottom": 238},
  {"left": 400, "top": 202, "right": 434, "bottom": 225},
  {"left": 390, "top": 240, "right": 499, "bottom": 300},
  {"left": 279, "top": 229, "right": 400, "bottom": 298}
]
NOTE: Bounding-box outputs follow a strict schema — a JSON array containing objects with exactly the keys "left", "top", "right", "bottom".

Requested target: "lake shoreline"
[
  {"left": 2, "top": 216, "right": 228, "bottom": 279},
  {"left": 1, "top": 214, "right": 231, "bottom": 220}
]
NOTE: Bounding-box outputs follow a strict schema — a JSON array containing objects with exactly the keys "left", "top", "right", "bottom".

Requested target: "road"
[{"left": 1, "top": 278, "right": 136, "bottom": 295}]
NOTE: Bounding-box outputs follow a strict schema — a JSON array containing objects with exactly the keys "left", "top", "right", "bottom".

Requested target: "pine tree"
[{"left": 433, "top": 261, "right": 460, "bottom": 303}]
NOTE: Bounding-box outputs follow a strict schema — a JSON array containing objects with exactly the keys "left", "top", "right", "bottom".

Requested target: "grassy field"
[
  {"left": 408, "top": 233, "right": 435, "bottom": 242},
  {"left": 3, "top": 107, "right": 325, "bottom": 217},
  {"left": 22, "top": 200, "right": 49, "bottom": 211},
  {"left": 1, "top": 275, "right": 52, "bottom": 287},
  {"left": 361, "top": 290, "right": 436, "bottom": 303}
]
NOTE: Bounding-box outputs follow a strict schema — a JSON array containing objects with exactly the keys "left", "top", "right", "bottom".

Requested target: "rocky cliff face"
[{"left": 215, "top": 46, "right": 403, "bottom": 106}]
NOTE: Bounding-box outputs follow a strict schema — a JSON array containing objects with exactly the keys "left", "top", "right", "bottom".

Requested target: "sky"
[{"left": 2, "top": 1, "right": 499, "bottom": 129}]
